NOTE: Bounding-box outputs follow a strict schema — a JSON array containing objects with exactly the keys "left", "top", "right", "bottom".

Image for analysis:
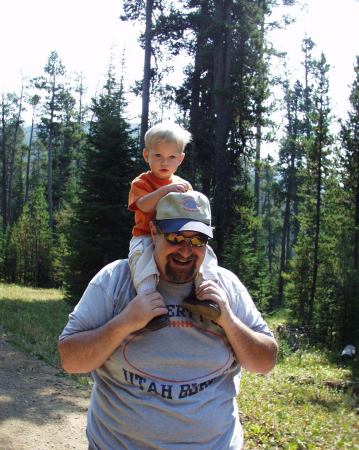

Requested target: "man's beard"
[{"left": 165, "top": 255, "right": 197, "bottom": 283}]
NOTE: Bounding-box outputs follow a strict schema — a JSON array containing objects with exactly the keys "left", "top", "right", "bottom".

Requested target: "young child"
[{"left": 128, "top": 122, "right": 218, "bottom": 330}]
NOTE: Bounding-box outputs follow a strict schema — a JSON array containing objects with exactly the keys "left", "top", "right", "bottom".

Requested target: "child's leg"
[
  {"left": 129, "top": 236, "right": 159, "bottom": 294},
  {"left": 129, "top": 236, "right": 168, "bottom": 331},
  {"left": 183, "top": 245, "right": 221, "bottom": 321},
  {"left": 194, "top": 245, "right": 219, "bottom": 288}
]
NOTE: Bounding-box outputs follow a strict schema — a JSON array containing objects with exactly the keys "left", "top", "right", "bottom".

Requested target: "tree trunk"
[
  {"left": 188, "top": 38, "right": 202, "bottom": 186},
  {"left": 264, "top": 165, "right": 273, "bottom": 274},
  {"left": 140, "top": 0, "right": 154, "bottom": 150},
  {"left": 308, "top": 120, "right": 323, "bottom": 324},
  {"left": 1, "top": 96, "right": 8, "bottom": 231},
  {"left": 354, "top": 169, "right": 359, "bottom": 270},
  {"left": 188, "top": 2, "right": 208, "bottom": 187},
  {"left": 76, "top": 73, "right": 84, "bottom": 171},
  {"left": 8, "top": 83, "right": 24, "bottom": 222},
  {"left": 253, "top": 1, "right": 265, "bottom": 251},
  {"left": 278, "top": 185, "right": 290, "bottom": 306},
  {"left": 25, "top": 104, "right": 36, "bottom": 204},
  {"left": 25, "top": 95, "right": 40, "bottom": 203},
  {"left": 303, "top": 42, "right": 311, "bottom": 139},
  {"left": 47, "top": 75, "right": 56, "bottom": 230},
  {"left": 213, "top": 0, "right": 232, "bottom": 260},
  {"left": 267, "top": 201, "right": 273, "bottom": 275}
]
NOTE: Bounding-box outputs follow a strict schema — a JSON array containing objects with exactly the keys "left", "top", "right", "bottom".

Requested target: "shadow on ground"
[{"left": 0, "top": 333, "right": 90, "bottom": 425}]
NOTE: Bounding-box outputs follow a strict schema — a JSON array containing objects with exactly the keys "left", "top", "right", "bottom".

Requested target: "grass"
[
  {"left": 0, "top": 282, "right": 70, "bottom": 367},
  {"left": 0, "top": 283, "right": 358, "bottom": 448},
  {"left": 239, "top": 311, "right": 359, "bottom": 449},
  {"left": 239, "top": 350, "right": 358, "bottom": 449}
]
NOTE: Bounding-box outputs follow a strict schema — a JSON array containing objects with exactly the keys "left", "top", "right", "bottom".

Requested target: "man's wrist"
[
  {"left": 218, "top": 308, "right": 242, "bottom": 334},
  {"left": 111, "top": 310, "right": 139, "bottom": 338}
]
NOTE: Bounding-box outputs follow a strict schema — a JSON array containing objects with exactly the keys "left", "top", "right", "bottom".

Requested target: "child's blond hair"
[{"left": 144, "top": 122, "right": 192, "bottom": 153}]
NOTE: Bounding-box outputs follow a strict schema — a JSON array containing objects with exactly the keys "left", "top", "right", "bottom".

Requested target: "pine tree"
[
  {"left": 24, "top": 94, "right": 41, "bottom": 203},
  {"left": 1, "top": 92, "right": 26, "bottom": 229},
  {"left": 35, "top": 51, "right": 67, "bottom": 229},
  {"left": 65, "top": 65, "right": 138, "bottom": 303},
  {"left": 341, "top": 56, "right": 359, "bottom": 271},
  {"left": 121, "top": 0, "right": 169, "bottom": 148},
  {"left": 339, "top": 55, "right": 359, "bottom": 343},
  {"left": 5, "top": 186, "right": 52, "bottom": 286},
  {"left": 277, "top": 79, "right": 305, "bottom": 306},
  {"left": 261, "top": 156, "right": 282, "bottom": 307},
  {"left": 286, "top": 51, "right": 332, "bottom": 329}
]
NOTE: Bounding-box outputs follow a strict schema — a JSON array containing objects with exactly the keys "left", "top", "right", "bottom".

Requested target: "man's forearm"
[
  {"left": 58, "top": 291, "right": 168, "bottom": 373},
  {"left": 58, "top": 313, "right": 134, "bottom": 373},
  {"left": 195, "top": 281, "right": 278, "bottom": 374},
  {"left": 222, "top": 314, "right": 278, "bottom": 374}
]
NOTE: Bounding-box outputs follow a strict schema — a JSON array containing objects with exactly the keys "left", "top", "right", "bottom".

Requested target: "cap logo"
[{"left": 180, "top": 197, "right": 200, "bottom": 212}]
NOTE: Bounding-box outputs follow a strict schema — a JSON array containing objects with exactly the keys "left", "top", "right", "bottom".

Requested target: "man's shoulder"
[
  {"left": 90, "top": 259, "right": 135, "bottom": 300},
  {"left": 92, "top": 258, "right": 129, "bottom": 277},
  {"left": 217, "top": 265, "right": 240, "bottom": 285},
  {"left": 216, "top": 266, "right": 248, "bottom": 296}
]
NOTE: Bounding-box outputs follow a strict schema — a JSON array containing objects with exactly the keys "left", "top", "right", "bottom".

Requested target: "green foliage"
[
  {"left": 65, "top": 68, "right": 139, "bottom": 304},
  {"left": 223, "top": 187, "right": 273, "bottom": 312},
  {"left": 3, "top": 187, "right": 52, "bottom": 286},
  {"left": 338, "top": 56, "right": 359, "bottom": 344},
  {"left": 223, "top": 202, "right": 257, "bottom": 284},
  {"left": 223, "top": 156, "right": 283, "bottom": 312},
  {"left": 287, "top": 164, "right": 359, "bottom": 346},
  {"left": 284, "top": 48, "right": 335, "bottom": 339},
  {"left": 52, "top": 203, "right": 74, "bottom": 288},
  {"left": 0, "top": 92, "right": 27, "bottom": 228}
]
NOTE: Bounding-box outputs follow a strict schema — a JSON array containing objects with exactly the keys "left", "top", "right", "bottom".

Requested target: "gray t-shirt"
[{"left": 59, "top": 259, "right": 273, "bottom": 450}]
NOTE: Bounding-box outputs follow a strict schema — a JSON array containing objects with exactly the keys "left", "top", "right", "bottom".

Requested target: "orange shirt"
[{"left": 128, "top": 171, "right": 191, "bottom": 236}]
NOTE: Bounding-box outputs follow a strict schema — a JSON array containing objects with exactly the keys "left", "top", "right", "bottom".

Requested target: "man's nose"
[{"left": 177, "top": 239, "right": 193, "bottom": 256}]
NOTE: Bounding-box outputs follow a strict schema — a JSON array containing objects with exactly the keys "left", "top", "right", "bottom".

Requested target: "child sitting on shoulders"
[{"left": 128, "top": 122, "right": 218, "bottom": 330}]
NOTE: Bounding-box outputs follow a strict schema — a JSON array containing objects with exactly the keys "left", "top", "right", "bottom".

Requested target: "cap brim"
[{"left": 156, "top": 219, "right": 213, "bottom": 238}]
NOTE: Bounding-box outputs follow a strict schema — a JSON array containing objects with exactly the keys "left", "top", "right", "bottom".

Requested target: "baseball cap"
[{"left": 155, "top": 191, "right": 213, "bottom": 238}]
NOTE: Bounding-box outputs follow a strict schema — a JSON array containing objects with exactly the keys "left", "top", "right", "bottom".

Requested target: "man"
[{"left": 58, "top": 191, "right": 277, "bottom": 450}]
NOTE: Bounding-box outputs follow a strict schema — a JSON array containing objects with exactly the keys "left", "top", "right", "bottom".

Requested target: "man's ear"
[
  {"left": 143, "top": 148, "right": 149, "bottom": 163},
  {"left": 149, "top": 221, "right": 157, "bottom": 241}
]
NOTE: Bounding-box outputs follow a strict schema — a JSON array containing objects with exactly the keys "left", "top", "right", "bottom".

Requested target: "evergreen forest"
[{"left": 1, "top": 0, "right": 358, "bottom": 349}]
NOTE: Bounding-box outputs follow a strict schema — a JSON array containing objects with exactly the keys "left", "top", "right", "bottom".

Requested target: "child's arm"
[{"left": 136, "top": 182, "right": 190, "bottom": 213}]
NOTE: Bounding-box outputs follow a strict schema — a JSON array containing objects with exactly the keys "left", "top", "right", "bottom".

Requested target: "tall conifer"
[{"left": 65, "top": 65, "right": 138, "bottom": 303}]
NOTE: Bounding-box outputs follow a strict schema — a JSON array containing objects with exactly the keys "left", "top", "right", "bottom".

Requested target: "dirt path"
[{"left": 0, "top": 332, "right": 91, "bottom": 450}]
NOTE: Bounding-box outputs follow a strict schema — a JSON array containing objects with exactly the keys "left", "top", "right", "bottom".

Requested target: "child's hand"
[{"left": 167, "top": 182, "right": 190, "bottom": 193}]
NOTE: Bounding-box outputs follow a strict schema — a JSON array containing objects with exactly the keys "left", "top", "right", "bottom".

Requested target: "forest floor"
[{"left": 0, "top": 331, "right": 90, "bottom": 450}]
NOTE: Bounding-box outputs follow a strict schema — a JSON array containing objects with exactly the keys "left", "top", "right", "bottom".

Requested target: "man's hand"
[
  {"left": 196, "top": 280, "right": 277, "bottom": 374},
  {"left": 123, "top": 290, "right": 168, "bottom": 331},
  {"left": 195, "top": 280, "right": 232, "bottom": 327},
  {"left": 58, "top": 291, "right": 168, "bottom": 374}
]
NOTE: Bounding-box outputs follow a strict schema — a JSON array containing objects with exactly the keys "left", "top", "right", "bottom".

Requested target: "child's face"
[{"left": 143, "top": 141, "right": 185, "bottom": 180}]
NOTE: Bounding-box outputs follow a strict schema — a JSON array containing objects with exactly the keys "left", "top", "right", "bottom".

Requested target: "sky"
[{"left": 1, "top": 0, "right": 358, "bottom": 124}]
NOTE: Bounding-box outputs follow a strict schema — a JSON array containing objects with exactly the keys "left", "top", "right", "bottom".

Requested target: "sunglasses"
[{"left": 158, "top": 229, "right": 209, "bottom": 247}]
